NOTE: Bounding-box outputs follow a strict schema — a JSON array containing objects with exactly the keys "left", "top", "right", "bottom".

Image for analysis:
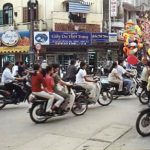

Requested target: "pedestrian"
[
  {"left": 18, "top": 61, "right": 25, "bottom": 77},
  {"left": 63, "top": 59, "right": 77, "bottom": 83},
  {"left": 146, "top": 69, "right": 150, "bottom": 107},
  {"left": 12, "top": 61, "right": 19, "bottom": 77}
]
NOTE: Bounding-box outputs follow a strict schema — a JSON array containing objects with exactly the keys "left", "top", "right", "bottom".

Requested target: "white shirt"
[
  {"left": 117, "top": 65, "right": 126, "bottom": 79},
  {"left": 1, "top": 68, "right": 15, "bottom": 84},
  {"left": 76, "top": 69, "right": 87, "bottom": 84},
  {"left": 12, "top": 65, "right": 18, "bottom": 77},
  {"left": 141, "top": 67, "right": 149, "bottom": 82},
  {"left": 108, "top": 68, "right": 118, "bottom": 81}
]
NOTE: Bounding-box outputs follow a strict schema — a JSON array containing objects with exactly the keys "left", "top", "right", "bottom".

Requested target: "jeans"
[{"left": 123, "top": 78, "right": 132, "bottom": 92}]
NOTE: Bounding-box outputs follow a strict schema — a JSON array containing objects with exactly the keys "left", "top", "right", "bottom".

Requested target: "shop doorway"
[{"left": 88, "top": 52, "right": 97, "bottom": 74}]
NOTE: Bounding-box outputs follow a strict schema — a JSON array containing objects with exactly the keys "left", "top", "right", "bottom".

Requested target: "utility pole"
[
  {"left": 28, "top": 0, "right": 37, "bottom": 67},
  {"left": 108, "top": 0, "right": 111, "bottom": 33}
]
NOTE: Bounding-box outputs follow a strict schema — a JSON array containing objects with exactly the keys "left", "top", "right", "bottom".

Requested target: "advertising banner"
[{"left": 0, "top": 30, "right": 30, "bottom": 53}]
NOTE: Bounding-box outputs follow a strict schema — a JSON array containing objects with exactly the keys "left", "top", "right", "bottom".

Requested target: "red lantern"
[{"left": 127, "top": 55, "right": 138, "bottom": 65}]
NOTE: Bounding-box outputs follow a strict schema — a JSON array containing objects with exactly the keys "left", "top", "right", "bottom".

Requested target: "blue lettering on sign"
[
  {"left": 92, "top": 33, "right": 109, "bottom": 42},
  {"left": 49, "top": 32, "right": 91, "bottom": 45}
]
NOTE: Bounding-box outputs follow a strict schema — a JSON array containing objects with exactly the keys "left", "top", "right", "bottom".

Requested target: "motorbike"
[
  {"left": 136, "top": 107, "right": 150, "bottom": 137},
  {"left": 110, "top": 74, "right": 137, "bottom": 100},
  {"left": 0, "top": 76, "right": 31, "bottom": 110},
  {"left": 73, "top": 76, "right": 113, "bottom": 106},
  {"left": 29, "top": 85, "right": 88, "bottom": 123}
]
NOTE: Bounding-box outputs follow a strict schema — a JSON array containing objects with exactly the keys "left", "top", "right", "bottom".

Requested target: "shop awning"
[{"left": 0, "top": 46, "right": 30, "bottom": 53}]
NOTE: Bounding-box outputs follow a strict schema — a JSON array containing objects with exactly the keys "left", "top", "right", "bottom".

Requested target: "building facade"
[{"left": 0, "top": 0, "right": 105, "bottom": 70}]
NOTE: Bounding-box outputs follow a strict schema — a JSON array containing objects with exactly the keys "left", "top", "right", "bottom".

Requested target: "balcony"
[{"left": 55, "top": 23, "right": 100, "bottom": 32}]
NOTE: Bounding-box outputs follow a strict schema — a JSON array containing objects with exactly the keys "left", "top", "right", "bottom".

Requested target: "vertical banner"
[{"left": 111, "top": 0, "right": 117, "bottom": 17}]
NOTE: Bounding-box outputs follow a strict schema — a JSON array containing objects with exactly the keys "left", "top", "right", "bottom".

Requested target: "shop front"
[
  {"left": 34, "top": 31, "right": 119, "bottom": 72},
  {"left": 0, "top": 30, "right": 30, "bottom": 71}
]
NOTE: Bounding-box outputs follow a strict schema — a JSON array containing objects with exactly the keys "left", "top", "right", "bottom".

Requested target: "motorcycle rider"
[
  {"left": 117, "top": 59, "right": 133, "bottom": 94},
  {"left": 140, "top": 61, "right": 150, "bottom": 90},
  {"left": 1, "top": 61, "right": 26, "bottom": 102},
  {"left": 31, "top": 64, "right": 54, "bottom": 113},
  {"left": 52, "top": 64, "right": 72, "bottom": 109},
  {"left": 75, "top": 61, "right": 97, "bottom": 101},
  {"left": 44, "top": 65, "right": 65, "bottom": 111},
  {"left": 108, "top": 61, "right": 123, "bottom": 93}
]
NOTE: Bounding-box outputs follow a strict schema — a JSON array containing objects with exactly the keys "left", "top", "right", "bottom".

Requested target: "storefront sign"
[
  {"left": 109, "top": 33, "right": 117, "bottom": 42},
  {"left": 92, "top": 33, "right": 109, "bottom": 42},
  {"left": 0, "top": 31, "right": 30, "bottom": 53},
  {"left": 111, "top": 0, "right": 117, "bottom": 17},
  {"left": 2, "top": 30, "right": 20, "bottom": 46},
  {"left": 49, "top": 32, "right": 91, "bottom": 45},
  {"left": 34, "top": 32, "right": 49, "bottom": 45}
]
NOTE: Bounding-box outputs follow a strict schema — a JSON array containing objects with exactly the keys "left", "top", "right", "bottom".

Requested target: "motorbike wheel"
[
  {"left": 0, "top": 94, "right": 6, "bottom": 110},
  {"left": 30, "top": 103, "right": 48, "bottom": 123},
  {"left": 139, "top": 90, "right": 148, "bottom": 104},
  {"left": 110, "top": 89, "right": 119, "bottom": 100},
  {"left": 97, "top": 91, "right": 113, "bottom": 106},
  {"left": 71, "top": 100, "right": 88, "bottom": 116},
  {"left": 136, "top": 109, "right": 150, "bottom": 137}
]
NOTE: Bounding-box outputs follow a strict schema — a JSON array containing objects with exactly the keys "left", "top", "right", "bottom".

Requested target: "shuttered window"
[
  {"left": 23, "top": 6, "right": 38, "bottom": 22},
  {"left": 0, "top": 10, "right": 3, "bottom": 25},
  {"left": 23, "top": 7, "right": 28, "bottom": 22}
]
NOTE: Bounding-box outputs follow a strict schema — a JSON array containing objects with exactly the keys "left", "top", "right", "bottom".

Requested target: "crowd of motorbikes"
[{"left": 0, "top": 66, "right": 150, "bottom": 137}]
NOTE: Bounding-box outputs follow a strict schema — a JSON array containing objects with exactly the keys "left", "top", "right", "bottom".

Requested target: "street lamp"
[{"left": 28, "top": 0, "right": 38, "bottom": 67}]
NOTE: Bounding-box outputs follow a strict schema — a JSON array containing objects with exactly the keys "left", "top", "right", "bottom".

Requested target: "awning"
[
  {"left": 111, "top": 21, "right": 124, "bottom": 28},
  {"left": 123, "top": 2, "right": 136, "bottom": 11},
  {"left": 63, "top": 0, "right": 94, "bottom": 5},
  {"left": 69, "top": 1, "right": 90, "bottom": 13},
  {"left": 0, "top": 46, "right": 29, "bottom": 53}
]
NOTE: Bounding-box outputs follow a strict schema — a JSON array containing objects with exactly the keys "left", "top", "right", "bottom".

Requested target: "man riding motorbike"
[
  {"left": 1, "top": 61, "right": 26, "bottom": 103},
  {"left": 117, "top": 59, "right": 133, "bottom": 94},
  {"left": 108, "top": 61, "right": 123, "bottom": 94}
]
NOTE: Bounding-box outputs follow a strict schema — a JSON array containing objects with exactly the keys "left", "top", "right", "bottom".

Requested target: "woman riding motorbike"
[{"left": 31, "top": 64, "right": 54, "bottom": 113}]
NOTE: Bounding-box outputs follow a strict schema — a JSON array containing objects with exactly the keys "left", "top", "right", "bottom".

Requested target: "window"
[
  {"left": 3, "top": 3, "right": 13, "bottom": 24},
  {"left": 69, "top": 13, "right": 86, "bottom": 23},
  {"left": 0, "top": 10, "right": 3, "bottom": 25},
  {"left": 23, "top": 2, "right": 39, "bottom": 23}
]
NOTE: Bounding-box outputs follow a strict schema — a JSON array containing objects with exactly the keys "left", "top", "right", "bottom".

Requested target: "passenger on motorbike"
[
  {"left": 117, "top": 60, "right": 133, "bottom": 94},
  {"left": 75, "top": 61, "right": 98, "bottom": 100},
  {"left": 108, "top": 61, "right": 123, "bottom": 93},
  {"left": 31, "top": 64, "right": 54, "bottom": 113},
  {"left": 44, "top": 65, "right": 65, "bottom": 111},
  {"left": 52, "top": 64, "right": 72, "bottom": 108},
  {"left": 140, "top": 61, "right": 150, "bottom": 89},
  {"left": 1, "top": 61, "right": 26, "bottom": 102}
]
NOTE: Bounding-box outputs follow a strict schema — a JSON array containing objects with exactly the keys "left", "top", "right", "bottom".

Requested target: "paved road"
[{"left": 0, "top": 96, "right": 150, "bottom": 150}]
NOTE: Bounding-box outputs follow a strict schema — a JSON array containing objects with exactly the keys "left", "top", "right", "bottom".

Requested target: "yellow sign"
[{"left": 0, "top": 46, "right": 30, "bottom": 53}]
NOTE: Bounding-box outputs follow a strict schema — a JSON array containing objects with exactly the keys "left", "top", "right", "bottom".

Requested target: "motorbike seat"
[
  {"left": 33, "top": 95, "right": 48, "bottom": 101},
  {"left": 109, "top": 82, "right": 119, "bottom": 88},
  {"left": 72, "top": 85, "right": 86, "bottom": 92}
]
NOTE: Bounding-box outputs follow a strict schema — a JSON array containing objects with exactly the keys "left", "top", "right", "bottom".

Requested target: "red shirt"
[
  {"left": 31, "top": 72, "right": 46, "bottom": 92},
  {"left": 44, "top": 74, "right": 55, "bottom": 93}
]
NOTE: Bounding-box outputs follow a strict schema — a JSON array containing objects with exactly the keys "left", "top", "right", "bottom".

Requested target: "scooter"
[
  {"left": 110, "top": 75, "right": 137, "bottom": 100},
  {"left": 73, "top": 76, "right": 113, "bottom": 106},
  {"left": 0, "top": 79, "right": 31, "bottom": 110},
  {"left": 29, "top": 85, "right": 88, "bottom": 123},
  {"left": 136, "top": 107, "right": 150, "bottom": 137}
]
